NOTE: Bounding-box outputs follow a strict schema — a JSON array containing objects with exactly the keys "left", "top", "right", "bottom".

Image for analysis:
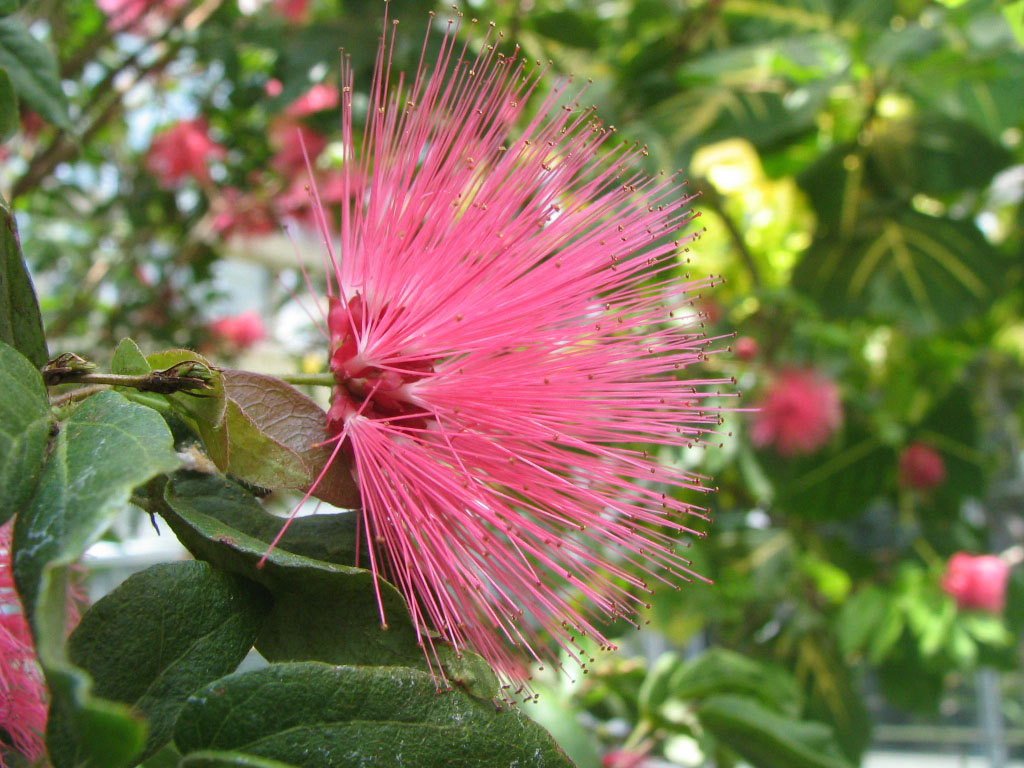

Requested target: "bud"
[
  {"left": 941, "top": 552, "right": 1010, "bottom": 614},
  {"left": 898, "top": 442, "right": 945, "bottom": 490}
]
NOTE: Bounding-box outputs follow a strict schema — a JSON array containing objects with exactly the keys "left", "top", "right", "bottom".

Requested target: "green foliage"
[
  {"left": 53, "top": 562, "right": 270, "bottom": 764},
  {"left": 0, "top": 341, "right": 51, "bottom": 526},
  {"left": 1, "top": 198, "right": 47, "bottom": 367},
  {"left": 173, "top": 662, "right": 574, "bottom": 768},
  {"left": 0, "top": 16, "right": 69, "bottom": 129}
]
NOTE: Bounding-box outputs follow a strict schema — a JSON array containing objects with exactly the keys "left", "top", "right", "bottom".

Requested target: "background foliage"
[{"left": 2, "top": 0, "right": 1023, "bottom": 767}]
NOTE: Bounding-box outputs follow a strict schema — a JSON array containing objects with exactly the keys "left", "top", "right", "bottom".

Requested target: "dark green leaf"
[
  {"left": 914, "top": 385, "right": 983, "bottom": 516},
  {"left": 0, "top": 0, "right": 21, "bottom": 16},
  {"left": 868, "top": 115, "right": 1012, "bottom": 197},
  {"left": 147, "top": 349, "right": 229, "bottom": 469},
  {"left": 1, "top": 197, "right": 47, "bottom": 367},
  {"left": 174, "top": 662, "right": 575, "bottom": 768},
  {"left": 52, "top": 561, "right": 270, "bottom": 764},
  {"left": 698, "top": 694, "right": 853, "bottom": 768},
  {"left": 221, "top": 370, "right": 359, "bottom": 508},
  {"left": 0, "top": 68, "right": 16, "bottom": 140},
  {"left": 530, "top": 10, "right": 602, "bottom": 49},
  {"left": 0, "top": 17, "right": 70, "bottom": 130},
  {"left": 0, "top": 340, "right": 52, "bottom": 526},
  {"left": 792, "top": 208, "right": 1005, "bottom": 328}
]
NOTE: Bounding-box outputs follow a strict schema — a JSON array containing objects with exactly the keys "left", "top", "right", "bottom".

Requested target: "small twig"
[
  {"left": 42, "top": 354, "right": 217, "bottom": 394},
  {"left": 49, "top": 384, "right": 108, "bottom": 408}
]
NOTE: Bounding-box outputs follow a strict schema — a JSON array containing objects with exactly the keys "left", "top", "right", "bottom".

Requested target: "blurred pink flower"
[
  {"left": 898, "top": 442, "right": 945, "bottom": 490},
  {"left": 269, "top": 121, "right": 326, "bottom": 176},
  {"left": 145, "top": 119, "right": 225, "bottom": 187},
  {"left": 733, "top": 336, "right": 759, "bottom": 361},
  {"left": 751, "top": 368, "right": 841, "bottom": 456},
  {"left": 265, "top": 78, "right": 284, "bottom": 98},
  {"left": 285, "top": 84, "right": 340, "bottom": 118},
  {"left": 602, "top": 751, "right": 652, "bottom": 768},
  {"left": 212, "top": 187, "right": 277, "bottom": 238},
  {"left": 942, "top": 552, "right": 1009, "bottom": 613},
  {"left": 297, "top": 14, "right": 730, "bottom": 681},
  {"left": 0, "top": 522, "right": 47, "bottom": 768},
  {"left": 209, "top": 311, "right": 266, "bottom": 349},
  {"left": 97, "top": 0, "right": 188, "bottom": 32},
  {"left": 271, "top": 0, "right": 310, "bottom": 23}
]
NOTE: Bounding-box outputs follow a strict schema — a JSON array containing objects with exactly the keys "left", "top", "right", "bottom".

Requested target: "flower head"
[
  {"left": 97, "top": 0, "right": 188, "bottom": 33},
  {"left": 296, "top": 13, "right": 730, "bottom": 683},
  {"left": 751, "top": 368, "right": 841, "bottom": 456},
  {"left": 898, "top": 442, "right": 945, "bottom": 490},
  {"left": 145, "top": 119, "right": 225, "bottom": 188},
  {"left": 209, "top": 311, "right": 267, "bottom": 350},
  {"left": 941, "top": 552, "right": 1009, "bottom": 614},
  {"left": 1, "top": 522, "right": 47, "bottom": 767}
]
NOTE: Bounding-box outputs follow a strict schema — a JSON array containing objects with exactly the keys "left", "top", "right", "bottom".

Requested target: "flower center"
[{"left": 325, "top": 295, "right": 432, "bottom": 434}]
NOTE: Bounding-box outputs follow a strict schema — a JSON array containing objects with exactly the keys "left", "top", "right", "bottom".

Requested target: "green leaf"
[
  {"left": 640, "top": 649, "right": 802, "bottom": 724},
  {"left": 157, "top": 473, "right": 433, "bottom": 671},
  {"left": 792, "top": 208, "right": 1005, "bottom": 329},
  {"left": 174, "top": 662, "right": 575, "bottom": 768},
  {"left": 12, "top": 390, "right": 180, "bottom": 768},
  {"left": 0, "top": 340, "right": 52, "bottom": 526},
  {"left": 147, "top": 349, "right": 229, "bottom": 469},
  {"left": 1, "top": 197, "right": 48, "bottom": 367},
  {"left": 0, "top": 68, "right": 16, "bottom": 140},
  {"left": 868, "top": 115, "right": 1012, "bottom": 197},
  {"left": 220, "top": 369, "right": 359, "bottom": 507},
  {"left": 0, "top": 17, "right": 70, "bottom": 130},
  {"left": 0, "top": 0, "right": 21, "bottom": 16},
  {"left": 836, "top": 586, "right": 888, "bottom": 657},
  {"left": 111, "top": 337, "right": 152, "bottom": 376},
  {"left": 51, "top": 561, "right": 270, "bottom": 764},
  {"left": 530, "top": 10, "right": 603, "bottom": 49},
  {"left": 13, "top": 389, "right": 180, "bottom": 631},
  {"left": 179, "top": 752, "right": 299, "bottom": 768},
  {"left": 1006, "top": 1, "right": 1024, "bottom": 46},
  {"left": 697, "top": 695, "right": 853, "bottom": 768}
]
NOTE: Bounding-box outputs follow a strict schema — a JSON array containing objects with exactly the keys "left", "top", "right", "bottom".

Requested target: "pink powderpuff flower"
[
  {"left": 942, "top": 552, "right": 1010, "bottom": 614},
  {"left": 145, "top": 119, "right": 226, "bottom": 188},
  {"left": 271, "top": 0, "right": 310, "bottom": 24},
  {"left": 97, "top": 0, "right": 188, "bottom": 33},
  {"left": 733, "top": 336, "right": 758, "bottom": 361},
  {"left": 898, "top": 442, "right": 945, "bottom": 490},
  {"left": 211, "top": 187, "right": 277, "bottom": 238},
  {"left": 209, "top": 311, "right": 267, "bottom": 349},
  {"left": 269, "top": 121, "right": 327, "bottom": 176},
  {"left": 285, "top": 11, "right": 734, "bottom": 684},
  {"left": 285, "top": 84, "right": 340, "bottom": 118},
  {"left": 750, "top": 368, "right": 841, "bottom": 456},
  {"left": 0, "top": 522, "right": 47, "bottom": 767}
]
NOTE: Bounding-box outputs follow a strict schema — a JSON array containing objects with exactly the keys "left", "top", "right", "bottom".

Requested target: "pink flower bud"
[
  {"left": 751, "top": 368, "right": 842, "bottom": 456},
  {"left": 898, "top": 442, "right": 945, "bottom": 489},
  {"left": 208, "top": 311, "right": 266, "bottom": 350},
  {"left": 733, "top": 336, "right": 759, "bottom": 361},
  {"left": 941, "top": 552, "right": 1010, "bottom": 614},
  {"left": 265, "top": 78, "right": 284, "bottom": 98},
  {"left": 145, "top": 119, "right": 225, "bottom": 188}
]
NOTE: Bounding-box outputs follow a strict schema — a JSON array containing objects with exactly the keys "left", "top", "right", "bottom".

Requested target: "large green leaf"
[
  {"left": 50, "top": 562, "right": 270, "bottom": 764},
  {"left": 697, "top": 694, "right": 853, "bottom": 768},
  {"left": 0, "top": 17, "right": 70, "bottom": 130},
  {"left": 1, "top": 197, "right": 47, "bottom": 367},
  {"left": 174, "top": 662, "right": 575, "bottom": 768},
  {"left": 792, "top": 208, "right": 1005, "bottom": 328},
  {"left": 156, "top": 473, "right": 467, "bottom": 678},
  {"left": 0, "top": 340, "right": 52, "bottom": 526},
  {"left": 12, "top": 390, "right": 180, "bottom": 768},
  {"left": 179, "top": 752, "right": 299, "bottom": 768}
]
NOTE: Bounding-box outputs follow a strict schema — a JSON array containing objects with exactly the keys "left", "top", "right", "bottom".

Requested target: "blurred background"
[{"left": 1, "top": 0, "right": 1023, "bottom": 766}]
